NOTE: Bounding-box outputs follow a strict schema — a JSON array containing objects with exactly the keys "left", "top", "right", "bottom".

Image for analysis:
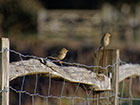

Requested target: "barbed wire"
[
  {"left": 0, "top": 48, "right": 127, "bottom": 71},
  {"left": 9, "top": 49, "right": 124, "bottom": 70}
]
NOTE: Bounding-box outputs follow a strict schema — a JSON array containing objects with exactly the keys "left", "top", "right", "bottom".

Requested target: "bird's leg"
[{"left": 58, "top": 60, "right": 63, "bottom": 64}]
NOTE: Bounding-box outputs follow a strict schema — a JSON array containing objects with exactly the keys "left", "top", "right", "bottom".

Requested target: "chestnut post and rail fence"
[{"left": 0, "top": 38, "right": 140, "bottom": 105}]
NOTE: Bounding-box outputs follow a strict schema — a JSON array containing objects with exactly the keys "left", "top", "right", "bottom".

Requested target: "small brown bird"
[
  {"left": 48, "top": 48, "right": 68, "bottom": 61},
  {"left": 98, "top": 33, "right": 111, "bottom": 52}
]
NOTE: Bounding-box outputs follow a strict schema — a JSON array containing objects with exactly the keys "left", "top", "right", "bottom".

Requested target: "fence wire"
[
  {"left": 0, "top": 49, "right": 140, "bottom": 105},
  {"left": 119, "top": 76, "right": 140, "bottom": 105}
]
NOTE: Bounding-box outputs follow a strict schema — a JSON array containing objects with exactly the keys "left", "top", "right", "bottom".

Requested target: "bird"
[
  {"left": 39, "top": 48, "right": 68, "bottom": 65},
  {"left": 48, "top": 48, "right": 68, "bottom": 62},
  {"left": 98, "top": 33, "right": 111, "bottom": 52}
]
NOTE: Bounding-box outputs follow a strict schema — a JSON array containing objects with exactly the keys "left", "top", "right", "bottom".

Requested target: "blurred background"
[
  {"left": 0, "top": 0, "right": 140, "bottom": 105},
  {"left": 0, "top": 0, "right": 140, "bottom": 63}
]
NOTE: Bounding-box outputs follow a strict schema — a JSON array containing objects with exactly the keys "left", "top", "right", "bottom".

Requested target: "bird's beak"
[{"left": 107, "top": 33, "right": 111, "bottom": 37}]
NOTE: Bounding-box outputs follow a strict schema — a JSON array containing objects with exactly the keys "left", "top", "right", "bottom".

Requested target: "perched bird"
[
  {"left": 39, "top": 48, "right": 68, "bottom": 65},
  {"left": 98, "top": 33, "right": 111, "bottom": 52},
  {"left": 48, "top": 48, "right": 68, "bottom": 61}
]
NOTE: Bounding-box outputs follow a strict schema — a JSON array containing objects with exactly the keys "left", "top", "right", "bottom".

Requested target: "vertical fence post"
[
  {"left": 94, "top": 49, "right": 120, "bottom": 105},
  {"left": 0, "top": 38, "right": 9, "bottom": 105},
  {"left": 114, "top": 49, "right": 119, "bottom": 105}
]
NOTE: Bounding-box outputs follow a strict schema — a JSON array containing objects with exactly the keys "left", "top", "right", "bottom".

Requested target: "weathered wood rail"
[
  {"left": 9, "top": 59, "right": 140, "bottom": 89},
  {"left": 10, "top": 59, "right": 111, "bottom": 91}
]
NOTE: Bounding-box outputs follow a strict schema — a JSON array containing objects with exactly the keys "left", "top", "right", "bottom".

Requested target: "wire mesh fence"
[
  {"left": 9, "top": 49, "right": 116, "bottom": 105},
  {"left": 0, "top": 48, "right": 140, "bottom": 105},
  {"left": 119, "top": 76, "right": 140, "bottom": 105}
]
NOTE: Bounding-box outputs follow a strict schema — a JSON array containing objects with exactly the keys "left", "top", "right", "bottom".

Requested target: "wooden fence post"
[
  {"left": 0, "top": 38, "right": 9, "bottom": 105},
  {"left": 94, "top": 49, "right": 120, "bottom": 105},
  {"left": 114, "top": 50, "right": 119, "bottom": 105}
]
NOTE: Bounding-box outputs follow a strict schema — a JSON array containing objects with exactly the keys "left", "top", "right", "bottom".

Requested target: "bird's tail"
[
  {"left": 48, "top": 56, "right": 58, "bottom": 60},
  {"left": 38, "top": 58, "right": 47, "bottom": 65},
  {"left": 94, "top": 46, "right": 102, "bottom": 58},
  {"left": 98, "top": 45, "right": 103, "bottom": 52}
]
